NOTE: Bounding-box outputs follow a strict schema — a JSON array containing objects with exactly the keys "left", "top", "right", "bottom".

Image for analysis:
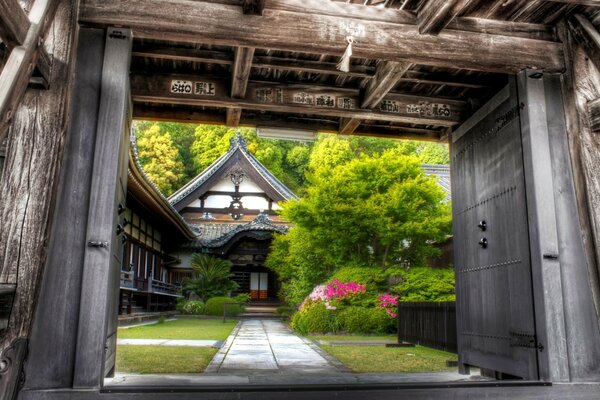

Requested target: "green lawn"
[
  {"left": 118, "top": 318, "right": 237, "bottom": 340},
  {"left": 319, "top": 344, "right": 457, "bottom": 373},
  {"left": 117, "top": 346, "right": 217, "bottom": 374},
  {"left": 309, "top": 334, "right": 397, "bottom": 342}
]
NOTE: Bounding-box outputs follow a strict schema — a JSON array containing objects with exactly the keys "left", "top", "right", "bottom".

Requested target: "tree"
[
  {"left": 136, "top": 124, "right": 185, "bottom": 196},
  {"left": 268, "top": 148, "right": 451, "bottom": 304},
  {"left": 182, "top": 254, "right": 239, "bottom": 302}
]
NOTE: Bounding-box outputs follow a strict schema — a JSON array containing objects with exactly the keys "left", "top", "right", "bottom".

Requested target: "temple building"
[{"left": 168, "top": 133, "right": 296, "bottom": 301}]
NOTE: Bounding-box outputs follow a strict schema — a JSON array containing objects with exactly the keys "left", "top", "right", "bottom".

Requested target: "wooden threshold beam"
[
  {"left": 568, "top": 14, "right": 600, "bottom": 74},
  {"left": 130, "top": 73, "right": 465, "bottom": 127},
  {"left": 418, "top": 0, "right": 476, "bottom": 35},
  {"left": 0, "top": 0, "right": 52, "bottom": 87},
  {"left": 0, "top": 0, "right": 61, "bottom": 141},
  {"left": 80, "top": 0, "right": 564, "bottom": 74}
]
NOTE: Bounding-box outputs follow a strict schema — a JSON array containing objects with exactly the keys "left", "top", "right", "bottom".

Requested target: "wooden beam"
[
  {"left": 80, "top": 0, "right": 565, "bottom": 74},
  {"left": 0, "top": 0, "right": 52, "bottom": 88},
  {"left": 242, "top": 0, "right": 265, "bottom": 15},
  {"left": 226, "top": 108, "right": 242, "bottom": 127},
  {"left": 130, "top": 73, "right": 466, "bottom": 127},
  {"left": 0, "top": 0, "right": 29, "bottom": 48},
  {"left": 418, "top": 0, "right": 475, "bottom": 35},
  {"left": 0, "top": 0, "right": 61, "bottom": 141},
  {"left": 362, "top": 61, "right": 413, "bottom": 108},
  {"left": 588, "top": 97, "right": 600, "bottom": 132},
  {"left": 133, "top": 103, "right": 444, "bottom": 141},
  {"left": 545, "top": 0, "right": 600, "bottom": 5},
  {"left": 339, "top": 117, "right": 362, "bottom": 135},
  {"left": 568, "top": 14, "right": 600, "bottom": 74},
  {"left": 342, "top": 61, "right": 412, "bottom": 135},
  {"left": 231, "top": 47, "right": 254, "bottom": 98}
]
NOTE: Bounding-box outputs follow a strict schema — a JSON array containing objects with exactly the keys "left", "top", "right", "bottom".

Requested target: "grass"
[
  {"left": 319, "top": 344, "right": 457, "bottom": 373},
  {"left": 116, "top": 346, "right": 217, "bottom": 374},
  {"left": 118, "top": 318, "right": 237, "bottom": 340},
  {"left": 308, "top": 334, "right": 397, "bottom": 342}
]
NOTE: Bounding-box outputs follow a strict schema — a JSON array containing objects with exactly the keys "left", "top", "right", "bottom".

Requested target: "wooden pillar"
[{"left": 0, "top": 1, "right": 80, "bottom": 399}]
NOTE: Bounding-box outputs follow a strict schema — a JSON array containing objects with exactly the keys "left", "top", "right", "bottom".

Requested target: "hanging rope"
[{"left": 336, "top": 36, "right": 355, "bottom": 73}]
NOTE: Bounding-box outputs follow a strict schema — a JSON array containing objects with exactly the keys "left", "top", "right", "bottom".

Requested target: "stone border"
[{"left": 205, "top": 321, "right": 242, "bottom": 373}]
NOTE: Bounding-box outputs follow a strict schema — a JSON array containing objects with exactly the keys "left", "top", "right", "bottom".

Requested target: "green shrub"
[
  {"left": 157, "top": 315, "right": 166, "bottom": 324},
  {"left": 290, "top": 312, "right": 308, "bottom": 335},
  {"left": 336, "top": 307, "right": 394, "bottom": 334},
  {"left": 276, "top": 306, "right": 295, "bottom": 317},
  {"left": 205, "top": 296, "right": 243, "bottom": 317},
  {"left": 176, "top": 297, "right": 186, "bottom": 313},
  {"left": 392, "top": 267, "right": 455, "bottom": 302},
  {"left": 291, "top": 302, "right": 337, "bottom": 334},
  {"left": 182, "top": 300, "right": 205, "bottom": 315},
  {"left": 233, "top": 293, "right": 251, "bottom": 306}
]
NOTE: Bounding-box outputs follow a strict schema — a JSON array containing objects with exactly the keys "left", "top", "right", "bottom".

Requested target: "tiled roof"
[
  {"left": 168, "top": 132, "right": 297, "bottom": 206},
  {"left": 422, "top": 164, "right": 451, "bottom": 201},
  {"left": 183, "top": 213, "right": 288, "bottom": 249}
]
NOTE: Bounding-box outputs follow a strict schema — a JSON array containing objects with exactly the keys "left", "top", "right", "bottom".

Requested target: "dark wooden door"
[{"left": 451, "top": 79, "right": 538, "bottom": 380}]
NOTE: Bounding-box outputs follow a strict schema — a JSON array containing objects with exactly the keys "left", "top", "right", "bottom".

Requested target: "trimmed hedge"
[
  {"left": 290, "top": 302, "right": 338, "bottom": 334},
  {"left": 336, "top": 306, "right": 394, "bottom": 334},
  {"left": 205, "top": 296, "right": 243, "bottom": 316}
]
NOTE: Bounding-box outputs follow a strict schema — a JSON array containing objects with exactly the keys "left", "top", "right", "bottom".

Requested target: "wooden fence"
[{"left": 397, "top": 301, "right": 457, "bottom": 353}]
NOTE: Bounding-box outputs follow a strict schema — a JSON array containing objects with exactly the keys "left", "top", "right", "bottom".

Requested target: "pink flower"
[{"left": 377, "top": 292, "right": 399, "bottom": 319}]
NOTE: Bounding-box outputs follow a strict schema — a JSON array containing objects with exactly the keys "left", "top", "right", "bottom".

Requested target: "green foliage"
[
  {"left": 392, "top": 267, "right": 456, "bottom": 302},
  {"left": 205, "top": 296, "right": 243, "bottom": 317},
  {"left": 176, "top": 297, "right": 186, "bottom": 313},
  {"left": 268, "top": 146, "right": 451, "bottom": 305},
  {"left": 182, "top": 300, "right": 206, "bottom": 315},
  {"left": 135, "top": 124, "right": 185, "bottom": 196},
  {"left": 276, "top": 306, "right": 295, "bottom": 317},
  {"left": 336, "top": 307, "right": 394, "bottom": 334},
  {"left": 233, "top": 293, "right": 251, "bottom": 305},
  {"left": 157, "top": 316, "right": 166, "bottom": 324},
  {"left": 290, "top": 301, "right": 337, "bottom": 334},
  {"left": 182, "top": 254, "right": 238, "bottom": 302}
]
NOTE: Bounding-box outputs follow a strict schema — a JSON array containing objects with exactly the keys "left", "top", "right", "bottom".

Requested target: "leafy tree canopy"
[
  {"left": 135, "top": 124, "right": 185, "bottom": 196},
  {"left": 182, "top": 253, "right": 238, "bottom": 302},
  {"left": 268, "top": 148, "right": 451, "bottom": 304}
]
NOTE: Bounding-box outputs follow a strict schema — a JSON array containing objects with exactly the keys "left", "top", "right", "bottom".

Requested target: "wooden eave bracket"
[{"left": 568, "top": 14, "right": 600, "bottom": 74}]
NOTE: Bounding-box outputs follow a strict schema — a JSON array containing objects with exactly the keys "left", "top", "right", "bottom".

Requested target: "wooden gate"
[{"left": 451, "top": 79, "right": 539, "bottom": 380}]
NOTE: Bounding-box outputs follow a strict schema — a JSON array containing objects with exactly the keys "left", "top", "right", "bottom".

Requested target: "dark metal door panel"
[{"left": 451, "top": 79, "right": 538, "bottom": 380}]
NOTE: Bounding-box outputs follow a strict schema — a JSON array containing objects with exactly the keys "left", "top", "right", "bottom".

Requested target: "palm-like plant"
[{"left": 182, "top": 253, "right": 239, "bottom": 302}]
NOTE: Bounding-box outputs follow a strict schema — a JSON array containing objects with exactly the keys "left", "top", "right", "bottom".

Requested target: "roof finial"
[{"left": 229, "top": 130, "right": 248, "bottom": 150}]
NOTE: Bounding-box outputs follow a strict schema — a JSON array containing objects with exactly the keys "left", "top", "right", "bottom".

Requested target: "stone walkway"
[{"left": 206, "top": 319, "right": 342, "bottom": 374}]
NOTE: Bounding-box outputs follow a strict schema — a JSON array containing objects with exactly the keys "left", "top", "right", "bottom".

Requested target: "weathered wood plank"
[
  {"left": 557, "top": 21, "right": 600, "bottom": 349},
  {"left": 546, "top": 0, "right": 600, "bottom": 5},
  {"left": 418, "top": 0, "right": 476, "bottom": 35},
  {"left": 242, "top": 0, "right": 264, "bottom": 15},
  {"left": 568, "top": 14, "right": 600, "bottom": 75},
  {"left": 589, "top": 97, "right": 600, "bottom": 132},
  {"left": 0, "top": 0, "right": 29, "bottom": 48},
  {"left": 226, "top": 108, "right": 242, "bottom": 127},
  {"left": 339, "top": 117, "right": 362, "bottom": 135},
  {"left": 73, "top": 27, "right": 131, "bottom": 388},
  {"left": 0, "top": 0, "right": 61, "bottom": 142},
  {"left": 130, "top": 73, "right": 466, "bottom": 127},
  {"left": 231, "top": 47, "right": 254, "bottom": 98},
  {"left": 269, "top": 0, "right": 559, "bottom": 41},
  {"left": 23, "top": 28, "right": 105, "bottom": 391},
  {"left": 0, "top": 0, "right": 80, "bottom": 398},
  {"left": 133, "top": 104, "right": 444, "bottom": 141},
  {"left": 362, "top": 61, "right": 412, "bottom": 108},
  {"left": 79, "top": 0, "right": 565, "bottom": 73}
]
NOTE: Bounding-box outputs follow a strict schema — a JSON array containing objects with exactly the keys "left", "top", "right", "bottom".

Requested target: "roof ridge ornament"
[{"left": 229, "top": 131, "right": 248, "bottom": 150}]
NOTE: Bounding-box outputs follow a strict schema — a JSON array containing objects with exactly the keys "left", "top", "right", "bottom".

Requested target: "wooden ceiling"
[{"left": 4, "top": 0, "right": 600, "bottom": 143}]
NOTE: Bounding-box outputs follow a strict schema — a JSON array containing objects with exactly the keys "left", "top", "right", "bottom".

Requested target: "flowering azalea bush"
[{"left": 377, "top": 292, "right": 399, "bottom": 318}]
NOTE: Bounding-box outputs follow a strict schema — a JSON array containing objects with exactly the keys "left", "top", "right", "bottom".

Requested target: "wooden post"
[
  {"left": 72, "top": 27, "right": 132, "bottom": 389},
  {"left": 0, "top": 0, "right": 80, "bottom": 398}
]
